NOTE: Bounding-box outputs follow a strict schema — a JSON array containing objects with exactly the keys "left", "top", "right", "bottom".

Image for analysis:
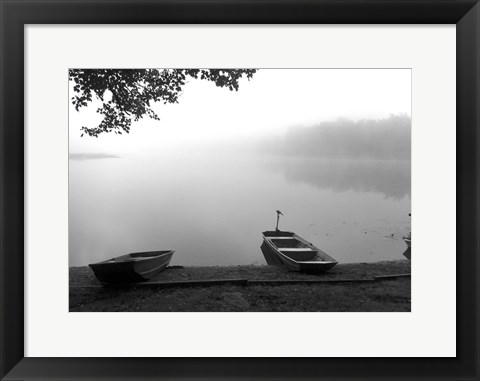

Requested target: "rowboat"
[
  {"left": 89, "top": 250, "right": 174, "bottom": 283},
  {"left": 261, "top": 230, "right": 338, "bottom": 272}
]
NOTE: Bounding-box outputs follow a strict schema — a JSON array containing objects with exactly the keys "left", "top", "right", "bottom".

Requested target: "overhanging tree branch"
[{"left": 69, "top": 69, "right": 257, "bottom": 137}]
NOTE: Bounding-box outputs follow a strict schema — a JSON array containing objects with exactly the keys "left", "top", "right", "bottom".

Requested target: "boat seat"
[
  {"left": 269, "top": 237, "right": 296, "bottom": 239},
  {"left": 279, "top": 248, "right": 315, "bottom": 251}
]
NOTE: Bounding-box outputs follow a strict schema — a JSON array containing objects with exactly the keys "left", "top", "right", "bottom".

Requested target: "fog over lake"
[
  {"left": 69, "top": 69, "right": 411, "bottom": 267},
  {"left": 69, "top": 144, "right": 410, "bottom": 266}
]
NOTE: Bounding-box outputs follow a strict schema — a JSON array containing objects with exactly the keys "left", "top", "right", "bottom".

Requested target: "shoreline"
[
  {"left": 70, "top": 260, "right": 410, "bottom": 285},
  {"left": 70, "top": 260, "right": 410, "bottom": 312}
]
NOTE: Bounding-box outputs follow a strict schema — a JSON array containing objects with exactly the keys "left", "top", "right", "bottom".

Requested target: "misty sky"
[{"left": 69, "top": 69, "right": 411, "bottom": 154}]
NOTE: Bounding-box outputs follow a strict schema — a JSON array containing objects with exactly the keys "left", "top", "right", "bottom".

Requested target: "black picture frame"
[{"left": 1, "top": 1, "right": 478, "bottom": 380}]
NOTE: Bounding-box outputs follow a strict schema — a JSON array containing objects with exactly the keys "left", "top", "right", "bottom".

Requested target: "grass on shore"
[{"left": 69, "top": 260, "right": 410, "bottom": 312}]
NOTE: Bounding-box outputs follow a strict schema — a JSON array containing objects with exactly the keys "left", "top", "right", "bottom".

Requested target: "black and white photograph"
[{"left": 68, "top": 68, "right": 411, "bottom": 312}]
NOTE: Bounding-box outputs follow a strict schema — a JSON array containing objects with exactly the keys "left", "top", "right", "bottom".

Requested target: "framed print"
[
  {"left": 67, "top": 67, "right": 412, "bottom": 313},
  {"left": 1, "top": 0, "right": 479, "bottom": 380}
]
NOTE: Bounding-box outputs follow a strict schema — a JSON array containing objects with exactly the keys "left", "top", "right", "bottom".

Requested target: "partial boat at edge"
[{"left": 403, "top": 237, "right": 411, "bottom": 260}]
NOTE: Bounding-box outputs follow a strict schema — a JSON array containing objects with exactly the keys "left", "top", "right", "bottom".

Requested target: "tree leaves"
[{"left": 70, "top": 69, "right": 257, "bottom": 137}]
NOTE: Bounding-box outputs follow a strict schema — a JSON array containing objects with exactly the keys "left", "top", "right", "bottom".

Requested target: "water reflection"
[
  {"left": 69, "top": 151, "right": 410, "bottom": 267},
  {"left": 265, "top": 157, "right": 410, "bottom": 200}
]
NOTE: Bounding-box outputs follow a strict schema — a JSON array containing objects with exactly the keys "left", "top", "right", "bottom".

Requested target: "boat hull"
[
  {"left": 260, "top": 241, "right": 285, "bottom": 266},
  {"left": 261, "top": 230, "right": 338, "bottom": 272},
  {"left": 89, "top": 250, "right": 174, "bottom": 283}
]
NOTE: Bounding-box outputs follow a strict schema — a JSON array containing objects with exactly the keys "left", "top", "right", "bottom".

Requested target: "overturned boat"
[{"left": 89, "top": 250, "right": 174, "bottom": 283}]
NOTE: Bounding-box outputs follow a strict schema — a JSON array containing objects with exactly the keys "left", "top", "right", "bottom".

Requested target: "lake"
[{"left": 69, "top": 149, "right": 411, "bottom": 267}]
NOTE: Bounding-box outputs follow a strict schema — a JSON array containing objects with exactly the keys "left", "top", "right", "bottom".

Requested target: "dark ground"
[{"left": 69, "top": 260, "right": 410, "bottom": 312}]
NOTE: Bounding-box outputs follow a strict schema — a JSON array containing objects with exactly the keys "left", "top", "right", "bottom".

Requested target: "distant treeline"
[{"left": 275, "top": 114, "right": 411, "bottom": 159}]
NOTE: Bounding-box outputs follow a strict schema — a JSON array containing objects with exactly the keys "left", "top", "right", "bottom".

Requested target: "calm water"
[{"left": 69, "top": 150, "right": 411, "bottom": 267}]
